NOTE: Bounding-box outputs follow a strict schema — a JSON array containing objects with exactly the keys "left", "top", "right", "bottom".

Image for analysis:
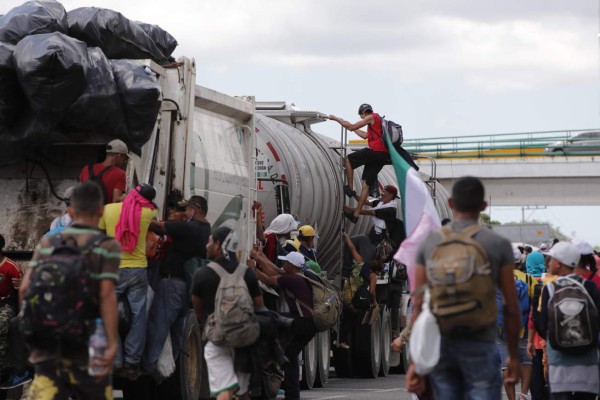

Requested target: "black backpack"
[
  {"left": 531, "top": 279, "right": 544, "bottom": 334},
  {"left": 87, "top": 164, "right": 113, "bottom": 204},
  {"left": 21, "top": 233, "right": 106, "bottom": 348},
  {"left": 547, "top": 276, "right": 599, "bottom": 354},
  {"left": 352, "top": 283, "right": 372, "bottom": 311},
  {"left": 380, "top": 116, "right": 403, "bottom": 153}
]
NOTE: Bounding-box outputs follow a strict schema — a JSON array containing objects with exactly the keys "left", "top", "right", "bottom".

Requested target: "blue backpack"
[{"left": 497, "top": 275, "right": 530, "bottom": 329}]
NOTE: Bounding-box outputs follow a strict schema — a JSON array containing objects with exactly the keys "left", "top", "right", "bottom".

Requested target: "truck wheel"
[
  {"left": 332, "top": 330, "right": 354, "bottom": 378},
  {"left": 379, "top": 307, "right": 391, "bottom": 377},
  {"left": 301, "top": 336, "right": 317, "bottom": 390},
  {"left": 177, "top": 310, "right": 202, "bottom": 400},
  {"left": 313, "top": 330, "right": 330, "bottom": 388},
  {"left": 354, "top": 312, "right": 382, "bottom": 378}
]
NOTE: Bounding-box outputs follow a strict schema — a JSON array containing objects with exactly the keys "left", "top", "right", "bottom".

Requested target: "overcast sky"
[{"left": 3, "top": 0, "right": 600, "bottom": 245}]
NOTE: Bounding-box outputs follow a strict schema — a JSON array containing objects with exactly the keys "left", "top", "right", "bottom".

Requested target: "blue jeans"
[
  {"left": 141, "top": 277, "right": 189, "bottom": 375},
  {"left": 115, "top": 268, "right": 148, "bottom": 366},
  {"left": 429, "top": 336, "right": 502, "bottom": 400}
]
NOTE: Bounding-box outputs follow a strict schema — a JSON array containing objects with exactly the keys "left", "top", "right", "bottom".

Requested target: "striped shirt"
[{"left": 28, "top": 223, "right": 120, "bottom": 363}]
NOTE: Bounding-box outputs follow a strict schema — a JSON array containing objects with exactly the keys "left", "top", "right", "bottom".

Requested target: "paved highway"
[{"left": 301, "top": 375, "right": 414, "bottom": 400}]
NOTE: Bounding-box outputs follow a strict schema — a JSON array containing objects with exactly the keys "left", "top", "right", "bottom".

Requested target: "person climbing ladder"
[{"left": 329, "top": 104, "right": 389, "bottom": 224}]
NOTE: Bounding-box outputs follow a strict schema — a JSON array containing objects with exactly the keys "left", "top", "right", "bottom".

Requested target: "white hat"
[
  {"left": 106, "top": 139, "right": 129, "bottom": 156},
  {"left": 512, "top": 247, "right": 522, "bottom": 263},
  {"left": 545, "top": 242, "right": 581, "bottom": 268},
  {"left": 278, "top": 251, "right": 305, "bottom": 268},
  {"left": 571, "top": 239, "right": 594, "bottom": 256}
]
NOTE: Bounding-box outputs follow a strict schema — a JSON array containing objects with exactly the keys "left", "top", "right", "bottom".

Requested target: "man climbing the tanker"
[{"left": 329, "top": 104, "right": 389, "bottom": 224}]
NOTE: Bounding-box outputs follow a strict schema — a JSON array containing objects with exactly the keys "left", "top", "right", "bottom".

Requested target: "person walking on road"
[
  {"left": 20, "top": 181, "right": 120, "bottom": 400},
  {"left": 398, "top": 176, "right": 521, "bottom": 399},
  {"left": 539, "top": 242, "right": 600, "bottom": 400}
]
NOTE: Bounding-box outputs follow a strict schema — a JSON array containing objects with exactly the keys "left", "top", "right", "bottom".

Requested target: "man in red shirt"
[
  {"left": 79, "top": 139, "right": 129, "bottom": 204},
  {"left": 0, "top": 234, "right": 28, "bottom": 388},
  {"left": 329, "top": 104, "right": 389, "bottom": 223}
]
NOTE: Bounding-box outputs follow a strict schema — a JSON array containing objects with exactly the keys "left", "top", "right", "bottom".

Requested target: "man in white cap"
[
  {"left": 79, "top": 139, "right": 129, "bottom": 204},
  {"left": 540, "top": 241, "right": 600, "bottom": 400},
  {"left": 47, "top": 186, "right": 75, "bottom": 235},
  {"left": 251, "top": 250, "right": 318, "bottom": 400}
]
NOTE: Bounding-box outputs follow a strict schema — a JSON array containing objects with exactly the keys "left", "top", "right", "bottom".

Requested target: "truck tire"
[
  {"left": 379, "top": 307, "right": 391, "bottom": 377},
  {"left": 332, "top": 329, "right": 354, "bottom": 378},
  {"left": 177, "top": 310, "right": 202, "bottom": 400},
  {"left": 354, "top": 312, "right": 382, "bottom": 378},
  {"left": 301, "top": 336, "right": 317, "bottom": 390},
  {"left": 314, "top": 330, "right": 330, "bottom": 388}
]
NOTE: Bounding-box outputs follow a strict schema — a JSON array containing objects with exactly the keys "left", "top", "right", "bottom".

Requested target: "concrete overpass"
[
  {"left": 416, "top": 155, "right": 600, "bottom": 206},
  {"left": 349, "top": 128, "right": 600, "bottom": 206}
]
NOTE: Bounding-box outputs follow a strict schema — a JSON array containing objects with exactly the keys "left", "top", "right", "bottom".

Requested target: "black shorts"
[{"left": 348, "top": 148, "right": 389, "bottom": 186}]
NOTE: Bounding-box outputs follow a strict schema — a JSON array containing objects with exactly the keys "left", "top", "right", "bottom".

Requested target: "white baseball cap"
[
  {"left": 278, "top": 252, "right": 305, "bottom": 268},
  {"left": 544, "top": 242, "right": 581, "bottom": 268},
  {"left": 571, "top": 239, "right": 594, "bottom": 256},
  {"left": 106, "top": 139, "right": 129, "bottom": 156}
]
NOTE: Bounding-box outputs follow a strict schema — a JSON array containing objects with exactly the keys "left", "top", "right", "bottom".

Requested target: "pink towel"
[{"left": 115, "top": 190, "right": 156, "bottom": 252}]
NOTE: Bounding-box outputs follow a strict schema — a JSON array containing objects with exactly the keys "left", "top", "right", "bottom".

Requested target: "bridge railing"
[
  {"left": 348, "top": 128, "right": 600, "bottom": 158},
  {"left": 401, "top": 128, "right": 600, "bottom": 158}
]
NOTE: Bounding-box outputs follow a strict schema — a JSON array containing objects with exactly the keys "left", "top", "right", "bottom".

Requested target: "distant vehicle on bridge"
[{"left": 545, "top": 131, "right": 600, "bottom": 153}]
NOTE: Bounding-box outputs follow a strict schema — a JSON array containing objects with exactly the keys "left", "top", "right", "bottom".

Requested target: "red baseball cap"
[{"left": 383, "top": 185, "right": 399, "bottom": 198}]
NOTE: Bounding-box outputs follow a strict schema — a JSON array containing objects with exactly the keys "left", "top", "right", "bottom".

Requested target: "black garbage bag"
[
  {"left": 14, "top": 32, "right": 87, "bottom": 129},
  {"left": 0, "top": 0, "right": 68, "bottom": 44},
  {"left": 111, "top": 59, "right": 161, "bottom": 154},
  {"left": 0, "top": 42, "right": 26, "bottom": 134},
  {"left": 68, "top": 7, "right": 167, "bottom": 63},
  {"left": 61, "top": 47, "right": 127, "bottom": 138},
  {"left": 137, "top": 21, "right": 178, "bottom": 58}
]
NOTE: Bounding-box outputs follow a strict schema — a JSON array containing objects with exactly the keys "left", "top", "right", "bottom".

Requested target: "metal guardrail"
[
  {"left": 400, "top": 128, "right": 600, "bottom": 159},
  {"left": 348, "top": 128, "right": 600, "bottom": 159}
]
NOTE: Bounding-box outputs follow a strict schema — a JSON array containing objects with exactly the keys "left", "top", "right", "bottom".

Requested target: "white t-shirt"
[{"left": 371, "top": 199, "right": 397, "bottom": 234}]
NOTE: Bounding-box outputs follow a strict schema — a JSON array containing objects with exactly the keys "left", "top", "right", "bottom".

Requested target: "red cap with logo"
[{"left": 383, "top": 185, "right": 399, "bottom": 199}]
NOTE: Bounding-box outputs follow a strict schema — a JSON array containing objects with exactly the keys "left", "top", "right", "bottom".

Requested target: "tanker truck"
[{"left": 253, "top": 103, "right": 452, "bottom": 384}]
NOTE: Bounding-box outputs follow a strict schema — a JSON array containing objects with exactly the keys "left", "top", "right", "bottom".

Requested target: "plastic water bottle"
[{"left": 88, "top": 318, "right": 107, "bottom": 376}]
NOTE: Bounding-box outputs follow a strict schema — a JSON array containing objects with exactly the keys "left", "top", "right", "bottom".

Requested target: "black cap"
[
  {"left": 358, "top": 103, "right": 373, "bottom": 115},
  {"left": 135, "top": 184, "right": 156, "bottom": 201}
]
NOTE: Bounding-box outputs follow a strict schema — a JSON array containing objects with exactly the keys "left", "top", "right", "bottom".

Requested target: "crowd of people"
[
  {"left": 395, "top": 176, "right": 600, "bottom": 400},
  {"left": 0, "top": 121, "right": 598, "bottom": 400}
]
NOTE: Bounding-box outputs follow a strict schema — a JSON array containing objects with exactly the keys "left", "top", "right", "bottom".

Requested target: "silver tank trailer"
[{"left": 255, "top": 105, "right": 451, "bottom": 277}]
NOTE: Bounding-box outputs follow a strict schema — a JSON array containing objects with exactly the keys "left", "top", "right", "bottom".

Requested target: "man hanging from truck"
[
  {"left": 79, "top": 139, "right": 129, "bottom": 204},
  {"left": 141, "top": 195, "right": 211, "bottom": 376},
  {"left": 329, "top": 104, "right": 389, "bottom": 224}
]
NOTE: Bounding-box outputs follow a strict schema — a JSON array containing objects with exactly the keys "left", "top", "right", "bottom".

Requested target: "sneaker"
[
  {"left": 343, "top": 211, "right": 358, "bottom": 224},
  {"left": 338, "top": 342, "right": 350, "bottom": 349},
  {"left": 343, "top": 185, "right": 356, "bottom": 198},
  {"left": 0, "top": 369, "right": 32, "bottom": 389},
  {"left": 518, "top": 394, "right": 531, "bottom": 400}
]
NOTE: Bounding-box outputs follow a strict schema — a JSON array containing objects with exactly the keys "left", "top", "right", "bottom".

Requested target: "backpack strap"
[
  {"left": 438, "top": 224, "right": 488, "bottom": 263},
  {"left": 88, "top": 164, "right": 113, "bottom": 180},
  {"left": 556, "top": 276, "right": 596, "bottom": 306},
  {"left": 207, "top": 261, "right": 247, "bottom": 279}
]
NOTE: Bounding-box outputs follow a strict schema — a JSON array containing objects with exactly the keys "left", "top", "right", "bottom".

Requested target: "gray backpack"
[{"left": 203, "top": 262, "right": 260, "bottom": 348}]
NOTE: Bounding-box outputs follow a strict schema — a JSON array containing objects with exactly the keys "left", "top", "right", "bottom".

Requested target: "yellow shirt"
[
  {"left": 513, "top": 269, "right": 537, "bottom": 299},
  {"left": 99, "top": 203, "right": 157, "bottom": 268}
]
